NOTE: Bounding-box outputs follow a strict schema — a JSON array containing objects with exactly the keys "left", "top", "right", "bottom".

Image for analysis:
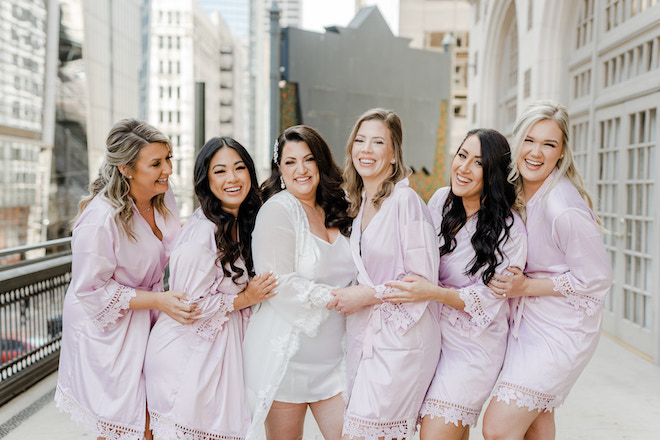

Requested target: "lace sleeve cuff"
[
  {"left": 551, "top": 273, "right": 603, "bottom": 316},
  {"left": 91, "top": 285, "right": 136, "bottom": 332},
  {"left": 291, "top": 280, "right": 333, "bottom": 337},
  {"left": 191, "top": 292, "right": 237, "bottom": 341},
  {"left": 458, "top": 286, "right": 493, "bottom": 330}
]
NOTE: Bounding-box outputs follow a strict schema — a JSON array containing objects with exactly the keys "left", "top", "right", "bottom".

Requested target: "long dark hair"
[
  {"left": 262, "top": 125, "right": 352, "bottom": 236},
  {"left": 194, "top": 137, "right": 261, "bottom": 283},
  {"left": 439, "top": 128, "right": 515, "bottom": 284}
]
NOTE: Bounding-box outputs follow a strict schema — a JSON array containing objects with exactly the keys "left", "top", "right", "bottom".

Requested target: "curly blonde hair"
[
  {"left": 508, "top": 99, "right": 596, "bottom": 223},
  {"left": 75, "top": 119, "right": 173, "bottom": 239},
  {"left": 343, "top": 108, "right": 410, "bottom": 217}
]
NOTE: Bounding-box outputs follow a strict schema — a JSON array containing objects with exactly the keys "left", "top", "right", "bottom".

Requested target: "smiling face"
[
  {"left": 207, "top": 146, "right": 251, "bottom": 216},
  {"left": 451, "top": 134, "right": 484, "bottom": 211},
  {"left": 279, "top": 140, "right": 320, "bottom": 204},
  {"left": 126, "top": 142, "right": 172, "bottom": 204},
  {"left": 351, "top": 119, "right": 396, "bottom": 189},
  {"left": 517, "top": 119, "right": 564, "bottom": 198}
]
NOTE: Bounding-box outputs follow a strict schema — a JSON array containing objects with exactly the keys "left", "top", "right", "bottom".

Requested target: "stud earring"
[
  {"left": 128, "top": 175, "right": 133, "bottom": 179},
  {"left": 280, "top": 176, "right": 286, "bottom": 189}
]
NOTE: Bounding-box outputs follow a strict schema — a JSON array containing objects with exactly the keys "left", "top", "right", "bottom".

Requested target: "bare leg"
[
  {"left": 419, "top": 414, "right": 468, "bottom": 440},
  {"left": 482, "top": 398, "right": 541, "bottom": 440},
  {"left": 145, "top": 406, "right": 153, "bottom": 440},
  {"left": 309, "top": 393, "right": 345, "bottom": 440},
  {"left": 265, "top": 400, "right": 308, "bottom": 440},
  {"left": 523, "top": 411, "right": 555, "bottom": 440}
]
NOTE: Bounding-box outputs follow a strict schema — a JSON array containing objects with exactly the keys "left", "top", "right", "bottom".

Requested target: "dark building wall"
[{"left": 281, "top": 6, "right": 451, "bottom": 172}]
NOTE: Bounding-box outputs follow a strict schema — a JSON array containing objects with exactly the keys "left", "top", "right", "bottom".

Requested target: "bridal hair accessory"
[{"left": 273, "top": 139, "right": 279, "bottom": 164}]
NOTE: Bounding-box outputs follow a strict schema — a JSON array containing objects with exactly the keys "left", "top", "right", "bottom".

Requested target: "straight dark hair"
[
  {"left": 440, "top": 128, "right": 516, "bottom": 284},
  {"left": 194, "top": 137, "right": 261, "bottom": 283},
  {"left": 262, "top": 125, "right": 352, "bottom": 236}
]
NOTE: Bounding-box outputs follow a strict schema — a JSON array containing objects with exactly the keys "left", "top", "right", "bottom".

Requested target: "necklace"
[{"left": 138, "top": 204, "right": 152, "bottom": 214}]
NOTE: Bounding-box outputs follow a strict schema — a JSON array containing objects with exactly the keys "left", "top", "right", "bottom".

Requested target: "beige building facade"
[{"left": 468, "top": 0, "right": 660, "bottom": 362}]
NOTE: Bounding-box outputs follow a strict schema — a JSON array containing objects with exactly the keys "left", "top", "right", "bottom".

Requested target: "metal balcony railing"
[{"left": 0, "top": 238, "right": 72, "bottom": 406}]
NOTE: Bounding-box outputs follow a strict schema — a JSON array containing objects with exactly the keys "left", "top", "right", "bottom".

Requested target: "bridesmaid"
[
  {"left": 56, "top": 119, "right": 195, "bottom": 440},
  {"left": 144, "top": 137, "right": 277, "bottom": 440},
  {"left": 386, "top": 128, "right": 527, "bottom": 440},
  {"left": 483, "top": 100, "right": 612, "bottom": 440},
  {"left": 328, "top": 108, "right": 441, "bottom": 440}
]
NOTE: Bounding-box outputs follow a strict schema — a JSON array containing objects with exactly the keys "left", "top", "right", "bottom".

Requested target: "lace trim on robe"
[
  {"left": 458, "top": 286, "right": 493, "bottom": 331},
  {"left": 551, "top": 273, "right": 603, "bottom": 316},
  {"left": 291, "top": 279, "right": 332, "bottom": 337},
  {"left": 91, "top": 285, "right": 136, "bottom": 332},
  {"left": 191, "top": 292, "right": 238, "bottom": 341},
  {"left": 493, "top": 381, "right": 565, "bottom": 412},
  {"left": 420, "top": 398, "right": 479, "bottom": 427},
  {"left": 246, "top": 332, "right": 301, "bottom": 440},
  {"left": 149, "top": 409, "right": 244, "bottom": 440},
  {"left": 343, "top": 412, "right": 418, "bottom": 440},
  {"left": 55, "top": 384, "right": 143, "bottom": 440},
  {"left": 375, "top": 286, "right": 417, "bottom": 332}
]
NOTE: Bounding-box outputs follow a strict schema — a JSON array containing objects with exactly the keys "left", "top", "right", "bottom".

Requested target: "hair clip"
[{"left": 272, "top": 139, "right": 279, "bottom": 164}]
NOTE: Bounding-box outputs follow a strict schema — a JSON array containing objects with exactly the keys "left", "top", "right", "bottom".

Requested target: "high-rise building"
[
  {"left": 149, "top": 0, "right": 246, "bottom": 217},
  {"left": 48, "top": 0, "right": 150, "bottom": 240},
  {"left": 251, "top": 0, "right": 302, "bottom": 179},
  {"left": 0, "top": 0, "right": 58, "bottom": 259},
  {"left": 398, "top": 0, "right": 471, "bottom": 153}
]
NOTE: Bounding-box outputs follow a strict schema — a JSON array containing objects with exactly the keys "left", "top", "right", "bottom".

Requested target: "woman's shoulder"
[
  {"left": 545, "top": 177, "right": 593, "bottom": 219},
  {"left": 173, "top": 209, "right": 216, "bottom": 251},
  {"left": 427, "top": 187, "right": 451, "bottom": 210},
  {"left": 75, "top": 194, "right": 115, "bottom": 229},
  {"left": 256, "top": 191, "right": 301, "bottom": 228}
]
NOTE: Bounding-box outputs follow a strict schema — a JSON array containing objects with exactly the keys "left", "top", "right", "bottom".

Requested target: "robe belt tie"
[{"left": 363, "top": 306, "right": 382, "bottom": 359}]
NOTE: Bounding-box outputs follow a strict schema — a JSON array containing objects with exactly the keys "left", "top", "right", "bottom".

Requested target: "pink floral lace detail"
[
  {"left": 149, "top": 410, "right": 244, "bottom": 440},
  {"left": 551, "top": 273, "right": 602, "bottom": 316},
  {"left": 343, "top": 412, "right": 417, "bottom": 440},
  {"left": 458, "top": 286, "right": 493, "bottom": 330},
  {"left": 291, "top": 279, "right": 333, "bottom": 337},
  {"left": 375, "top": 286, "right": 416, "bottom": 332},
  {"left": 420, "top": 398, "right": 479, "bottom": 427},
  {"left": 91, "top": 285, "right": 136, "bottom": 332},
  {"left": 55, "top": 385, "right": 143, "bottom": 440},
  {"left": 192, "top": 292, "right": 237, "bottom": 341},
  {"left": 494, "top": 381, "right": 565, "bottom": 412}
]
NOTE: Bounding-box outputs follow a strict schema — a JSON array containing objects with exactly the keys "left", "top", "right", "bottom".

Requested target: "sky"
[{"left": 301, "top": 0, "right": 399, "bottom": 34}]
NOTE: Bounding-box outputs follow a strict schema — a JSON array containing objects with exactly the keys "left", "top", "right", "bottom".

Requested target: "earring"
[
  {"left": 560, "top": 154, "right": 564, "bottom": 159},
  {"left": 280, "top": 176, "right": 286, "bottom": 189},
  {"left": 128, "top": 175, "right": 133, "bottom": 179},
  {"left": 391, "top": 159, "right": 396, "bottom": 165}
]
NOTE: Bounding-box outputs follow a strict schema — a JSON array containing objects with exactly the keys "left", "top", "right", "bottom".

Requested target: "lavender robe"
[
  {"left": 144, "top": 208, "right": 251, "bottom": 439},
  {"left": 420, "top": 187, "right": 527, "bottom": 426},
  {"left": 343, "top": 179, "right": 441, "bottom": 440},
  {"left": 55, "top": 189, "right": 180, "bottom": 440},
  {"left": 493, "top": 170, "right": 612, "bottom": 411}
]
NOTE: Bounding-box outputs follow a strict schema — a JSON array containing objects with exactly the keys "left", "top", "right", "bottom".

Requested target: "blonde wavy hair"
[
  {"left": 508, "top": 99, "right": 596, "bottom": 223},
  {"left": 343, "top": 108, "right": 410, "bottom": 217},
  {"left": 74, "top": 119, "right": 173, "bottom": 239}
]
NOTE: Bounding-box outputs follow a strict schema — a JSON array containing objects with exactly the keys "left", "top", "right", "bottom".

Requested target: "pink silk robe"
[
  {"left": 55, "top": 189, "right": 180, "bottom": 440},
  {"left": 493, "top": 170, "right": 613, "bottom": 411},
  {"left": 343, "top": 179, "right": 441, "bottom": 440},
  {"left": 144, "top": 208, "right": 251, "bottom": 440},
  {"left": 420, "top": 187, "right": 527, "bottom": 426}
]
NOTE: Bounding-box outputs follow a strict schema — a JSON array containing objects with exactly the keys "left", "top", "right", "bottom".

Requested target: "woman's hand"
[
  {"left": 159, "top": 290, "right": 200, "bottom": 324},
  {"left": 384, "top": 275, "right": 439, "bottom": 303},
  {"left": 240, "top": 272, "right": 278, "bottom": 308},
  {"left": 327, "top": 285, "right": 379, "bottom": 316},
  {"left": 489, "top": 266, "right": 527, "bottom": 298}
]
